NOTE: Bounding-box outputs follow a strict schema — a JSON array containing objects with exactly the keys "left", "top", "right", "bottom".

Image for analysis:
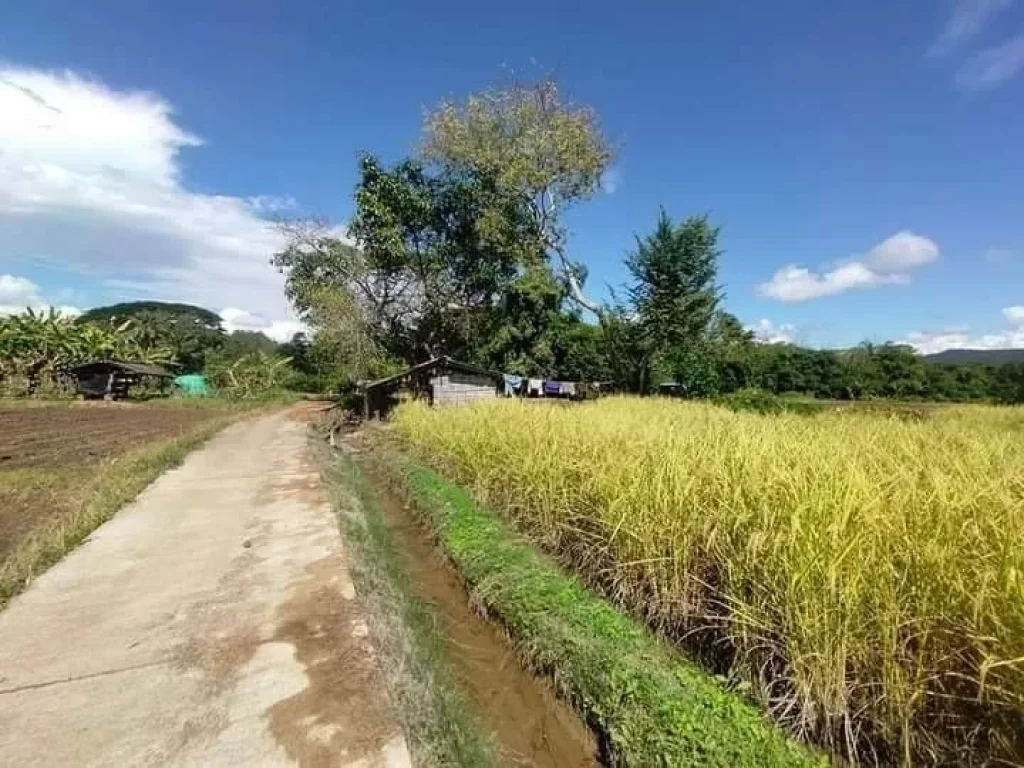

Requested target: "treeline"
[
  {"left": 541, "top": 329, "right": 1024, "bottom": 404},
  {"left": 0, "top": 302, "right": 320, "bottom": 398},
  {"left": 715, "top": 341, "right": 1024, "bottom": 403},
  {"left": 267, "top": 77, "right": 1024, "bottom": 407}
]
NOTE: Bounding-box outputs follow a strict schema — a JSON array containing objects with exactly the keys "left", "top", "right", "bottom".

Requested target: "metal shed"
[
  {"left": 69, "top": 361, "right": 173, "bottom": 400},
  {"left": 362, "top": 356, "right": 501, "bottom": 419}
]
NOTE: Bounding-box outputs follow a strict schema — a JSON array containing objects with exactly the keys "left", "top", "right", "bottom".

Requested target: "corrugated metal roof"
[
  {"left": 70, "top": 360, "right": 173, "bottom": 377},
  {"left": 363, "top": 356, "right": 500, "bottom": 391}
]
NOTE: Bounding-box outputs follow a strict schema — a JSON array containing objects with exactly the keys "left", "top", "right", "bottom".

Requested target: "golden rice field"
[{"left": 390, "top": 397, "right": 1024, "bottom": 764}]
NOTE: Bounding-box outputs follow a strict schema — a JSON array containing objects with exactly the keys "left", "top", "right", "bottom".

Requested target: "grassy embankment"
[
  {"left": 387, "top": 397, "right": 1024, "bottom": 765},
  {"left": 362, "top": 432, "right": 825, "bottom": 767},
  {"left": 310, "top": 439, "right": 494, "bottom": 767}
]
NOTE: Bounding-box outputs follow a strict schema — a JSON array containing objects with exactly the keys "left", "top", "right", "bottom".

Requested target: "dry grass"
[{"left": 390, "top": 397, "right": 1024, "bottom": 764}]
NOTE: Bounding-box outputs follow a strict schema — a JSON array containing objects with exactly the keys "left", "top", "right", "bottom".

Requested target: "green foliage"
[
  {"left": 715, "top": 388, "right": 824, "bottom": 416},
  {"left": 421, "top": 77, "right": 613, "bottom": 315},
  {"left": 205, "top": 350, "right": 293, "bottom": 399},
  {"left": 365, "top": 438, "right": 825, "bottom": 767},
  {"left": 549, "top": 314, "right": 611, "bottom": 381},
  {"left": 78, "top": 301, "right": 222, "bottom": 328},
  {"left": 609, "top": 211, "right": 728, "bottom": 393},
  {"left": 79, "top": 302, "right": 224, "bottom": 372},
  {"left": 0, "top": 308, "right": 174, "bottom": 395},
  {"left": 627, "top": 210, "right": 722, "bottom": 354},
  {"left": 222, "top": 330, "right": 281, "bottom": 358},
  {"left": 276, "top": 146, "right": 584, "bottom": 379},
  {"left": 704, "top": 341, "right": 1024, "bottom": 404}
]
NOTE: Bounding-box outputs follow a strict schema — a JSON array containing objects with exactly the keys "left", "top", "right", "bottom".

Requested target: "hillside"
[{"left": 923, "top": 349, "right": 1024, "bottom": 365}]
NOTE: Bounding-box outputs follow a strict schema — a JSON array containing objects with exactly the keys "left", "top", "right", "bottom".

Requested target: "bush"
[{"left": 715, "top": 388, "right": 823, "bottom": 416}]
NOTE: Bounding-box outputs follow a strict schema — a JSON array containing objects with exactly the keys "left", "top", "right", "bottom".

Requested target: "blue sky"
[{"left": 1, "top": 0, "right": 1023, "bottom": 350}]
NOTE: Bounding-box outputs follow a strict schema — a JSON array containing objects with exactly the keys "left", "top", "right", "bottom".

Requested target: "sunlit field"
[{"left": 390, "top": 397, "right": 1024, "bottom": 763}]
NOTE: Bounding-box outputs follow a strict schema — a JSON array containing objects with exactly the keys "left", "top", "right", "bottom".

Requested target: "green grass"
[
  {"left": 309, "top": 438, "right": 493, "bottom": 767},
  {"left": 0, "top": 417, "right": 233, "bottom": 609},
  {"left": 363, "top": 436, "right": 825, "bottom": 767}
]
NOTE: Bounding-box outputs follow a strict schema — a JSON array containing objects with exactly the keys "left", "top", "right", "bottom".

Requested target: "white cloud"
[
  {"left": 930, "top": 0, "right": 1013, "bottom": 56},
  {"left": 901, "top": 327, "right": 1024, "bottom": 354},
  {"left": 0, "top": 273, "right": 80, "bottom": 316},
  {"left": 758, "top": 231, "right": 938, "bottom": 302},
  {"left": 863, "top": 231, "right": 939, "bottom": 271},
  {"left": 901, "top": 306, "right": 1024, "bottom": 354},
  {"left": 0, "top": 66, "right": 298, "bottom": 333},
  {"left": 0, "top": 274, "right": 40, "bottom": 308},
  {"left": 956, "top": 34, "right": 1024, "bottom": 89},
  {"left": 220, "top": 307, "right": 304, "bottom": 343},
  {"left": 247, "top": 195, "right": 298, "bottom": 214},
  {"left": 983, "top": 247, "right": 1018, "bottom": 262},
  {"left": 1003, "top": 305, "right": 1024, "bottom": 324},
  {"left": 599, "top": 168, "right": 621, "bottom": 195},
  {"left": 747, "top": 318, "right": 795, "bottom": 344}
]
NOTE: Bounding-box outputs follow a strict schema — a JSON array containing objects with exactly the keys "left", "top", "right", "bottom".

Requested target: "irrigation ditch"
[{"left": 318, "top": 425, "right": 823, "bottom": 767}]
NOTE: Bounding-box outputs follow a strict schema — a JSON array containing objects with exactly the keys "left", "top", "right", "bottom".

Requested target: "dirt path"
[{"left": 0, "top": 410, "right": 410, "bottom": 767}]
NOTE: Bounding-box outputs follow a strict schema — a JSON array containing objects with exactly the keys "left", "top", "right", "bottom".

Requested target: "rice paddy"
[{"left": 389, "top": 397, "right": 1024, "bottom": 764}]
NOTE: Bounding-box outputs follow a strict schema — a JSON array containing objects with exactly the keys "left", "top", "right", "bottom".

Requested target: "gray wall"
[{"left": 431, "top": 373, "right": 498, "bottom": 406}]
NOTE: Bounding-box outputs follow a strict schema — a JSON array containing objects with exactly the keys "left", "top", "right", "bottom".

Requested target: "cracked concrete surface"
[{"left": 0, "top": 410, "right": 410, "bottom": 767}]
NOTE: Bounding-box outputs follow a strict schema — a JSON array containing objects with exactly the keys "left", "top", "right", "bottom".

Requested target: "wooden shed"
[
  {"left": 362, "top": 356, "right": 501, "bottom": 419},
  {"left": 69, "top": 361, "right": 173, "bottom": 400}
]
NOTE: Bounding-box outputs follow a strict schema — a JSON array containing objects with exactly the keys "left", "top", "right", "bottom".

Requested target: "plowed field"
[{"left": 0, "top": 404, "right": 227, "bottom": 562}]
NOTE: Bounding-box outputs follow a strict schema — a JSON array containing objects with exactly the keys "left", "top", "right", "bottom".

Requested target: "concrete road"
[{"left": 0, "top": 411, "right": 410, "bottom": 767}]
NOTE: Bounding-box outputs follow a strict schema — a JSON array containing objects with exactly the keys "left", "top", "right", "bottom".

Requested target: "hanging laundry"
[
  {"left": 502, "top": 374, "right": 523, "bottom": 397},
  {"left": 527, "top": 378, "right": 544, "bottom": 396}
]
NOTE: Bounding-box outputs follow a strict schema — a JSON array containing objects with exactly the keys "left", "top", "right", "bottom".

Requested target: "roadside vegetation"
[
  {"left": 309, "top": 439, "right": 493, "bottom": 767},
  {"left": 0, "top": 302, "right": 326, "bottom": 400},
  {"left": 0, "top": 408, "right": 235, "bottom": 608},
  {"left": 387, "top": 397, "right": 1024, "bottom": 764},
  {"left": 361, "top": 434, "right": 824, "bottom": 767}
]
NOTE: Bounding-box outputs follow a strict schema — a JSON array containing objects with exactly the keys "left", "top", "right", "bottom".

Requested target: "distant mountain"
[{"left": 923, "top": 349, "right": 1024, "bottom": 365}]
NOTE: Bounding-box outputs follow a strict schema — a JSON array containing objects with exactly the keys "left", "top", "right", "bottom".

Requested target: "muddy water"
[{"left": 366, "top": 471, "right": 598, "bottom": 767}]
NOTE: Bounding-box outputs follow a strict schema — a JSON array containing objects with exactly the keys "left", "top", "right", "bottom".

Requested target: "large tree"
[
  {"left": 421, "top": 78, "right": 613, "bottom": 316},
  {"left": 618, "top": 211, "right": 724, "bottom": 392},
  {"left": 78, "top": 301, "right": 224, "bottom": 371}
]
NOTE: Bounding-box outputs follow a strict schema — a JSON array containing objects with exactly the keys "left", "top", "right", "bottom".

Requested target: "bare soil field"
[{"left": 0, "top": 404, "right": 227, "bottom": 563}]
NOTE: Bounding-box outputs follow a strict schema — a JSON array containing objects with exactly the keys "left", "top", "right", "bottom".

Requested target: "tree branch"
[{"left": 554, "top": 243, "right": 604, "bottom": 316}]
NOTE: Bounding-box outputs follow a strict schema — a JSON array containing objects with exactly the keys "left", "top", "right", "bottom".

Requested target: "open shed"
[
  {"left": 69, "top": 361, "right": 173, "bottom": 400},
  {"left": 362, "top": 356, "right": 501, "bottom": 419}
]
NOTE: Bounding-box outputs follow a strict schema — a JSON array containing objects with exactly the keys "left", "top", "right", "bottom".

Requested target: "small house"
[
  {"left": 69, "top": 361, "right": 173, "bottom": 400},
  {"left": 362, "top": 356, "right": 500, "bottom": 419}
]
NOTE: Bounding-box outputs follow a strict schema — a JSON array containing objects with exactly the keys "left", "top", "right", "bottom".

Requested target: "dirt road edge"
[{"left": 310, "top": 438, "right": 494, "bottom": 767}]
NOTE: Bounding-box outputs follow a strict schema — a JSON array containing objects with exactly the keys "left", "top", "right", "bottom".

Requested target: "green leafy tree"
[
  {"left": 0, "top": 309, "right": 172, "bottom": 395},
  {"left": 222, "top": 330, "right": 282, "bottom": 358},
  {"left": 421, "top": 77, "right": 613, "bottom": 315},
  {"left": 621, "top": 211, "right": 723, "bottom": 392},
  {"left": 79, "top": 301, "right": 224, "bottom": 371},
  {"left": 206, "top": 350, "right": 293, "bottom": 399}
]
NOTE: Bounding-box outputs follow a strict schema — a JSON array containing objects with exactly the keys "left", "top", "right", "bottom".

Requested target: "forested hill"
[{"left": 923, "top": 349, "right": 1024, "bottom": 365}]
